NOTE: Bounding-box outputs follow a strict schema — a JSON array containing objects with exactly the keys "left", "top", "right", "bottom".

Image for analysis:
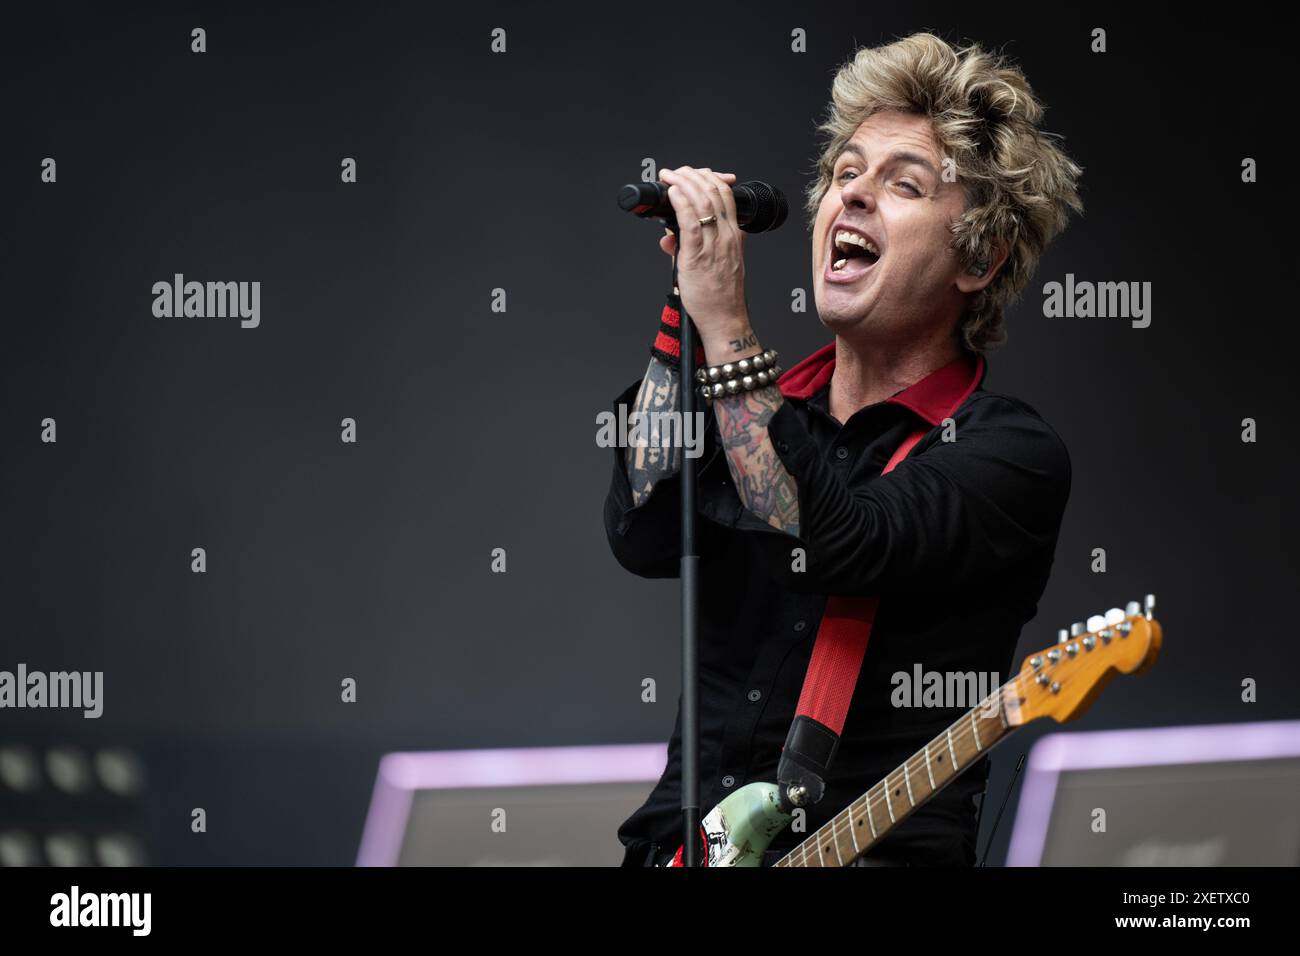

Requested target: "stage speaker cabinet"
[
  {"left": 1007, "top": 719, "right": 1300, "bottom": 866},
  {"left": 356, "top": 743, "right": 667, "bottom": 866}
]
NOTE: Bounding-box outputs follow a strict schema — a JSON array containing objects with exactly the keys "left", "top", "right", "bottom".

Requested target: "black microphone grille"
[{"left": 738, "top": 180, "right": 788, "bottom": 233}]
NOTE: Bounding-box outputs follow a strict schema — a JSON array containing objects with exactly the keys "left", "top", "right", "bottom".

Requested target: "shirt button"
[
  {"left": 747, "top": 688, "right": 762, "bottom": 702},
  {"left": 835, "top": 446, "right": 849, "bottom": 460},
  {"left": 793, "top": 620, "right": 806, "bottom": 631},
  {"left": 721, "top": 775, "right": 736, "bottom": 788}
]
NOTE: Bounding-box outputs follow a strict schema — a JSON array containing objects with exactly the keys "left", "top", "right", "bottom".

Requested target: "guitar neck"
[{"left": 775, "top": 680, "right": 1022, "bottom": 867}]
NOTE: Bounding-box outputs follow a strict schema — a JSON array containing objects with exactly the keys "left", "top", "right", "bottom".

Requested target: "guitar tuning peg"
[
  {"left": 1144, "top": 594, "right": 1156, "bottom": 620},
  {"left": 1070, "top": 621, "right": 1085, "bottom": 636},
  {"left": 1058, "top": 628, "right": 1069, "bottom": 644},
  {"left": 1105, "top": 607, "right": 1125, "bottom": 625},
  {"left": 1125, "top": 600, "right": 1141, "bottom": 616},
  {"left": 1086, "top": 614, "right": 1106, "bottom": 632}
]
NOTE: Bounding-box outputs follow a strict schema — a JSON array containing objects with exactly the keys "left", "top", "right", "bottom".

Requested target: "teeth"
[
  {"left": 834, "top": 229, "right": 880, "bottom": 257},
  {"left": 832, "top": 258, "right": 847, "bottom": 271}
]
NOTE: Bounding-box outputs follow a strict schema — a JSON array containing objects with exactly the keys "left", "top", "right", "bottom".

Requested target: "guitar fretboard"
[{"left": 774, "top": 679, "right": 1020, "bottom": 867}]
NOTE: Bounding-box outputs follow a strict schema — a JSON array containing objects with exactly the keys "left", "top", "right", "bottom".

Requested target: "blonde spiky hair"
[{"left": 805, "top": 32, "right": 1084, "bottom": 351}]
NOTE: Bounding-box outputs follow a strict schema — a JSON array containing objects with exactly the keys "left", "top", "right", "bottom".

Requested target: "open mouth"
[{"left": 827, "top": 229, "right": 881, "bottom": 281}]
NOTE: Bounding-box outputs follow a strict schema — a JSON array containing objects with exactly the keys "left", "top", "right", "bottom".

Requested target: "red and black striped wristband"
[{"left": 650, "top": 292, "right": 707, "bottom": 367}]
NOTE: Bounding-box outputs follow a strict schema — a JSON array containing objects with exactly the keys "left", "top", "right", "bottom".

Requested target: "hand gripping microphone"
[{"left": 618, "top": 179, "right": 788, "bottom": 233}]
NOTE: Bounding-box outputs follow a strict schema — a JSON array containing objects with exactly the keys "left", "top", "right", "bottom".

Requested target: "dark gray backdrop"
[{"left": 3, "top": 2, "right": 1296, "bottom": 865}]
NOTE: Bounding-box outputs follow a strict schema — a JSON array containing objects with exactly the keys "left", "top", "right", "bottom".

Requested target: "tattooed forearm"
[
  {"left": 713, "top": 385, "right": 801, "bottom": 536},
  {"left": 625, "top": 355, "right": 683, "bottom": 506}
]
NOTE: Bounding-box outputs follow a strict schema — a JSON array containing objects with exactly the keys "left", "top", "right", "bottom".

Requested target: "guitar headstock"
[{"left": 1006, "top": 594, "right": 1162, "bottom": 727}]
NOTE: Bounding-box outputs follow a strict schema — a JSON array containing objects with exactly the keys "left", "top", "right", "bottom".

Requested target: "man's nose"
[{"left": 840, "top": 175, "right": 877, "bottom": 212}]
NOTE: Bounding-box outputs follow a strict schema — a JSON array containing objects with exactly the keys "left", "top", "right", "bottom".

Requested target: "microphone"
[{"left": 618, "top": 180, "right": 788, "bottom": 233}]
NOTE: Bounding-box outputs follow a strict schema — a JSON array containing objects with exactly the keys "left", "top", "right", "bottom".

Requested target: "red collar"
[{"left": 776, "top": 342, "right": 986, "bottom": 426}]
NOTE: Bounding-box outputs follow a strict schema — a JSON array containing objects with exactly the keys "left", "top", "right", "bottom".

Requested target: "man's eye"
[
  {"left": 898, "top": 180, "right": 920, "bottom": 195},
  {"left": 836, "top": 170, "right": 856, "bottom": 183}
]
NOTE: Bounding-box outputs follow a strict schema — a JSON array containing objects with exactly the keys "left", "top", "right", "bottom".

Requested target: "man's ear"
[{"left": 955, "top": 237, "right": 1009, "bottom": 294}]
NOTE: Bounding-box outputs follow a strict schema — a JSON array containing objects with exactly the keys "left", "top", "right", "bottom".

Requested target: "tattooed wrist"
[
  {"left": 725, "top": 329, "right": 760, "bottom": 352},
  {"left": 702, "top": 328, "right": 763, "bottom": 366}
]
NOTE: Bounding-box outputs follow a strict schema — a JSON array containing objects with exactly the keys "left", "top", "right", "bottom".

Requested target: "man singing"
[{"left": 604, "top": 32, "right": 1083, "bottom": 867}]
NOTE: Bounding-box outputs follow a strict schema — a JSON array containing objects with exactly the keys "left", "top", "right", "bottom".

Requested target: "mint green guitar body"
[{"left": 659, "top": 782, "right": 793, "bottom": 867}]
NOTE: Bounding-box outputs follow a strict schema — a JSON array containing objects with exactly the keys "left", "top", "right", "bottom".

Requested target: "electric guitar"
[{"left": 661, "top": 596, "right": 1163, "bottom": 866}]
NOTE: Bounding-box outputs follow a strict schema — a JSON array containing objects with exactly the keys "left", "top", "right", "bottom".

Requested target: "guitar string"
[{"left": 776, "top": 675, "right": 1029, "bottom": 867}]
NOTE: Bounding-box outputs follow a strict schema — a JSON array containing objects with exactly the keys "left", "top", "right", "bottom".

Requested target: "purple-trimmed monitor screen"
[
  {"left": 1007, "top": 720, "right": 1300, "bottom": 866},
  {"left": 357, "top": 743, "right": 667, "bottom": 866}
]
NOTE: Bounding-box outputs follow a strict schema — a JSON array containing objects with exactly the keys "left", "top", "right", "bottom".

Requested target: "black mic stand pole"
[
  {"left": 669, "top": 232, "right": 703, "bottom": 867},
  {"left": 618, "top": 179, "right": 784, "bottom": 866}
]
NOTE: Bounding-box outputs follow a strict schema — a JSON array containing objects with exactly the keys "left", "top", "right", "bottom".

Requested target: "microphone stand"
[
  {"left": 669, "top": 231, "right": 703, "bottom": 867},
  {"left": 618, "top": 178, "right": 784, "bottom": 867}
]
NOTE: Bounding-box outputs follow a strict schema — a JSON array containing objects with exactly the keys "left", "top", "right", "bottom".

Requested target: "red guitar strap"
[
  {"left": 793, "top": 426, "right": 926, "bottom": 732},
  {"left": 763, "top": 345, "right": 983, "bottom": 809},
  {"left": 775, "top": 423, "right": 940, "bottom": 808}
]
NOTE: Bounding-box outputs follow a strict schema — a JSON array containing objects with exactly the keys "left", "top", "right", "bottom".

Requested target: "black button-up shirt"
[{"left": 603, "top": 343, "right": 1071, "bottom": 866}]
